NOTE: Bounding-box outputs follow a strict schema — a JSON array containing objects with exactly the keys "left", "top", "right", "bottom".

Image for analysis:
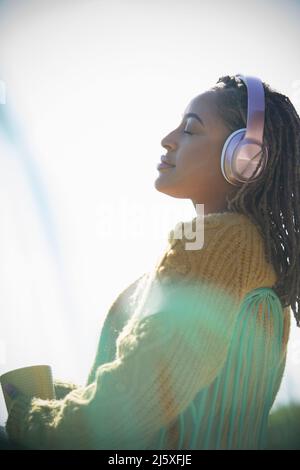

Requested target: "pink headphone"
[{"left": 220, "top": 74, "right": 268, "bottom": 186}]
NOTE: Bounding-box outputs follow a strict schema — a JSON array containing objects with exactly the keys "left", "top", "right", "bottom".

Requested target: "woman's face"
[{"left": 155, "top": 90, "right": 237, "bottom": 214}]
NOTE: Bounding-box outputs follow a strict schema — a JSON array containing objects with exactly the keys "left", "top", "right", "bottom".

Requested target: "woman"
[{"left": 2, "top": 74, "right": 299, "bottom": 449}]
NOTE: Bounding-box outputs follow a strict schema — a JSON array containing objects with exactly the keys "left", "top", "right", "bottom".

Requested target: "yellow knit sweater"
[{"left": 5, "top": 211, "right": 290, "bottom": 449}]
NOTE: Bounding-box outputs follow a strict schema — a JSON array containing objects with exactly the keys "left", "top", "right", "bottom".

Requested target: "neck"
[{"left": 191, "top": 199, "right": 229, "bottom": 216}]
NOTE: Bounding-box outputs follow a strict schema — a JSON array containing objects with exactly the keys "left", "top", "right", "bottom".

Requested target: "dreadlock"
[{"left": 211, "top": 75, "right": 300, "bottom": 328}]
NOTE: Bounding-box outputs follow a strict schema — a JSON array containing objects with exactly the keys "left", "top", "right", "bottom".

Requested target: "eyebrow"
[{"left": 181, "top": 112, "right": 205, "bottom": 127}]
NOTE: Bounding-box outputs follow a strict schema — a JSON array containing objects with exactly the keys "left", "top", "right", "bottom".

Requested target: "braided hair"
[{"left": 211, "top": 75, "right": 300, "bottom": 328}]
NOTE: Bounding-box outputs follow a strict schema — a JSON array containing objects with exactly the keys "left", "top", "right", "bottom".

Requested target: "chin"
[
  {"left": 154, "top": 178, "right": 185, "bottom": 199},
  {"left": 154, "top": 175, "right": 171, "bottom": 194}
]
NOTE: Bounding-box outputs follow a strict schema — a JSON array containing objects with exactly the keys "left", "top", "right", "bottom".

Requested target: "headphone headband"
[{"left": 235, "top": 74, "right": 265, "bottom": 145}]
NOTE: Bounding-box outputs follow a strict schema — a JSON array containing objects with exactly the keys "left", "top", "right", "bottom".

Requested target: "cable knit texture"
[
  {"left": 5, "top": 211, "right": 290, "bottom": 449},
  {"left": 53, "top": 380, "right": 79, "bottom": 400}
]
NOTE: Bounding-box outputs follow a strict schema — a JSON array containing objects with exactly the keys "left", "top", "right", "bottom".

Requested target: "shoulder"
[
  {"left": 156, "top": 211, "right": 276, "bottom": 300},
  {"left": 167, "top": 211, "right": 261, "bottom": 246}
]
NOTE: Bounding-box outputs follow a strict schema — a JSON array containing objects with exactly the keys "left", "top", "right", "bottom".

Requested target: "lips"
[
  {"left": 159, "top": 155, "right": 176, "bottom": 167},
  {"left": 157, "top": 161, "right": 176, "bottom": 170}
]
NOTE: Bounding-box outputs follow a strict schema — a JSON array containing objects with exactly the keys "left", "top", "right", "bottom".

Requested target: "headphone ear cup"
[
  {"left": 221, "top": 129, "right": 246, "bottom": 185},
  {"left": 221, "top": 128, "right": 267, "bottom": 185}
]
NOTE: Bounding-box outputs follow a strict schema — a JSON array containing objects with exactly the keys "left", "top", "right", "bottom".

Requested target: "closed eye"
[{"left": 182, "top": 117, "right": 194, "bottom": 136}]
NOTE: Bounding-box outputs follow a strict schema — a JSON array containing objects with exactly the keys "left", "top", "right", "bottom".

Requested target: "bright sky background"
[{"left": 0, "top": 0, "right": 300, "bottom": 425}]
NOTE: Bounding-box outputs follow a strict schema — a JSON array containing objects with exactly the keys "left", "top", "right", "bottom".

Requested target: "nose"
[{"left": 161, "top": 131, "right": 177, "bottom": 152}]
